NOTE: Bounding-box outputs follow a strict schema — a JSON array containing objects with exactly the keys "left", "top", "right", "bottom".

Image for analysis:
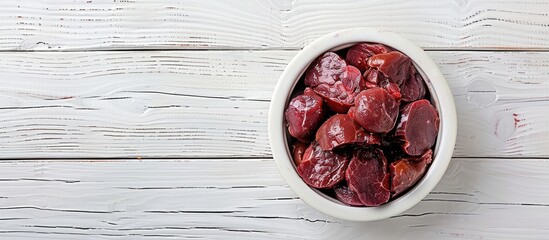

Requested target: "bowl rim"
[{"left": 268, "top": 28, "right": 457, "bottom": 221}]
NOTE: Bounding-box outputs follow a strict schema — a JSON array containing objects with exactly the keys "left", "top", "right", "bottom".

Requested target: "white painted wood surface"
[
  {"left": 0, "top": 0, "right": 548, "bottom": 239},
  {"left": 2, "top": 0, "right": 549, "bottom": 50},
  {"left": 0, "top": 158, "right": 548, "bottom": 239},
  {"left": 0, "top": 51, "right": 547, "bottom": 158}
]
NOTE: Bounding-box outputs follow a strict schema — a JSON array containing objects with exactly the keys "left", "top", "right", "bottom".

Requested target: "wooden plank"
[
  {"left": 2, "top": 0, "right": 549, "bottom": 50},
  {"left": 435, "top": 51, "right": 549, "bottom": 157},
  {"left": 0, "top": 50, "right": 547, "bottom": 158},
  {"left": 0, "top": 51, "right": 285, "bottom": 158},
  {"left": 0, "top": 158, "right": 547, "bottom": 239}
]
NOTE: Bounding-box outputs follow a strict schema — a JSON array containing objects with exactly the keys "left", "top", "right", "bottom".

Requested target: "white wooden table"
[{"left": 1, "top": 0, "right": 549, "bottom": 239}]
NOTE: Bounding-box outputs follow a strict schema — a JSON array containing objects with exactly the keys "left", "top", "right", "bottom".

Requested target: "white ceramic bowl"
[{"left": 268, "top": 28, "right": 457, "bottom": 221}]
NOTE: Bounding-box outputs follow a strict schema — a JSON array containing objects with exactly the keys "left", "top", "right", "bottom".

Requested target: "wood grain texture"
[
  {"left": 432, "top": 51, "right": 549, "bottom": 157},
  {"left": 0, "top": 158, "right": 546, "bottom": 239},
  {"left": 1, "top": 50, "right": 549, "bottom": 158},
  {"left": 2, "top": 0, "right": 549, "bottom": 50},
  {"left": 0, "top": 51, "right": 289, "bottom": 158},
  {"left": 0, "top": 51, "right": 547, "bottom": 158}
]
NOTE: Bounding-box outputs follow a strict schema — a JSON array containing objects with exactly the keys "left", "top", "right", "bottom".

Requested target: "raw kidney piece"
[
  {"left": 314, "top": 65, "right": 365, "bottom": 113},
  {"left": 292, "top": 142, "right": 309, "bottom": 166},
  {"left": 316, "top": 114, "right": 380, "bottom": 151},
  {"left": 304, "top": 52, "right": 347, "bottom": 87},
  {"left": 368, "top": 51, "right": 411, "bottom": 86},
  {"left": 384, "top": 82, "right": 402, "bottom": 101},
  {"left": 346, "top": 43, "right": 391, "bottom": 72},
  {"left": 284, "top": 88, "right": 325, "bottom": 142},
  {"left": 363, "top": 68, "right": 402, "bottom": 100},
  {"left": 363, "top": 68, "right": 386, "bottom": 89},
  {"left": 390, "top": 150, "right": 433, "bottom": 196},
  {"left": 348, "top": 88, "right": 399, "bottom": 133},
  {"left": 297, "top": 142, "right": 349, "bottom": 189},
  {"left": 345, "top": 148, "right": 390, "bottom": 206},
  {"left": 334, "top": 183, "right": 364, "bottom": 206},
  {"left": 395, "top": 99, "right": 439, "bottom": 156},
  {"left": 400, "top": 66, "right": 426, "bottom": 102}
]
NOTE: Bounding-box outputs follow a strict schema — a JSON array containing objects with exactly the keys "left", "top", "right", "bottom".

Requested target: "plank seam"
[{"left": 1, "top": 48, "right": 549, "bottom": 53}]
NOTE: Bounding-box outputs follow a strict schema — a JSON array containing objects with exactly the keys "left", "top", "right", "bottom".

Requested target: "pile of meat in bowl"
[{"left": 285, "top": 43, "right": 440, "bottom": 207}]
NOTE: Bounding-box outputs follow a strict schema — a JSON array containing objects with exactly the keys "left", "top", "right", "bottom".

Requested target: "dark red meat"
[
  {"left": 395, "top": 99, "right": 439, "bottom": 156},
  {"left": 345, "top": 148, "right": 390, "bottom": 206},
  {"left": 314, "top": 65, "right": 365, "bottom": 113},
  {"left": 348, "top": 88, "right": 399, "bottom": 133},
  {"left": 363, "top": 68, "right": 385, "bottom": 88},
  {"left": 285, "top": 42, "right": 441, "bottom": 206},
  {"left": 390, "top": 150, "right": 433, "bottom": 196},
  {"left": 292, "top": 142, "right": 309, "bottom": 166},
  {"left": 304, "top": 52, "right": 347, "bottom": 87},
  {"left": 400, "top": 66, "right": 426, "bottom": 102},
  {"left": 383, "top": 144, "right": 407, "bottom": 164},
  {"left": 357, "top": 131, "right": 382, "bottom": 148},
  {"left": 334, "top": 183, "right": 364, "bottom": 206},
  {"left": 346, "top": 43, "right": 391, "bottom": 72},
  {"left": 341, "top": 65, "right": 367, "bottom": 95},
  {"left": 316, "top": 114, "right": 380, "bottom": 151},
  {"left": 384, "top": 82, "right": 402, "bottom": 101},
  {"left": 297, "top": 142, "right": 349, "bottom": 189},
  {"left": 368, "top": 51, "right": 411, "bottom": 86},
  {"left": 284, "top": 88, "right": 325, "bottom": 142},
  {"left": 363, "top": 68, "right": 401, "bottom": 100}
]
